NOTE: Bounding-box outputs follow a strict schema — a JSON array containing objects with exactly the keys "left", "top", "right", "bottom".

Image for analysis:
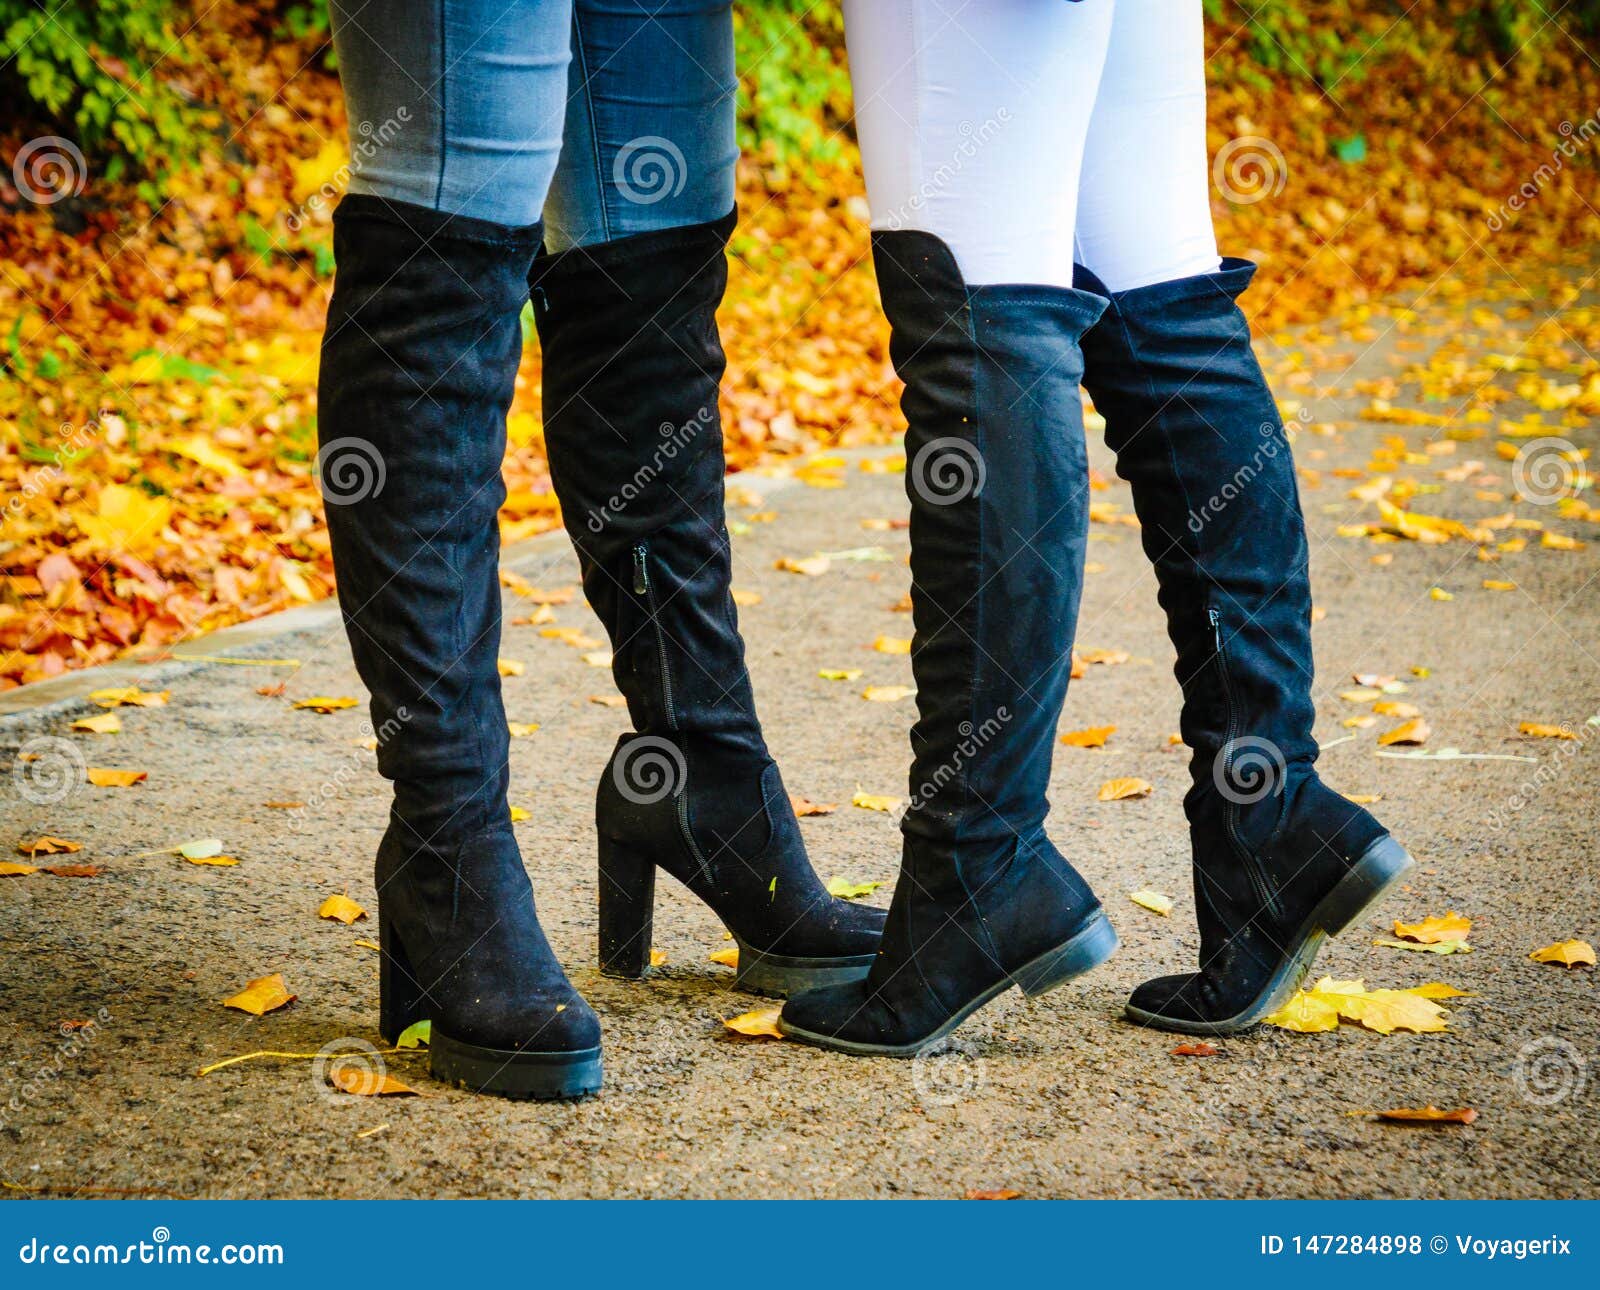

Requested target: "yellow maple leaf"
[
  {"left": 71, "top": 711, "right": 121, "bottom": 734},
  {"left": 318, "top": 894, "right": 368, "bottom": 925},
  {"left": 222, "top": 973, "right": 296, "bottom": 1016},
  {"left": 291, "top": 696, "right": 359, "bottom": 713},
  {"left": 1518, "top": 722, "right": 1577, "bottom": 740},
  {"left": 723, "top": 1007, "right": 783, "bottom": 1038},
  {"left": 863, "top": 685, "right": 916, "bottom": 702},
  {"left": 775, "top": 555, "right": 830, "bottom": 577},
  {"left": 708, "top": 947, "right": 740, "bottom": 968},
  {"left": 872, "top": 635, "right": 912, "bottom": 655},
  {"left": 1529, "top": 940, "right": 1596, "bottom": 967},
  {"left": 1263, "top": 991, "right": 1342, "bottom": 1032},
  {"left": 1129, "top": 889, "right": 1173, "bottom": 916},
  {"left": 1394, "top": 911, "right": 1472, "bottom": 944},
  {"left": 1097, "top": 777, "right": 1152, "bottom": 801},
  {"left": 852, "top": 790, "right": 902, "bottom": 813},
  {"left": 86, "top": 767, "right": 146, "bottom": 787},
  {"left": 76, "top": 484, "right": 172, "bottom": 554},
  {"left": 1060, "top": 725, "right": 1116, "bottom": 748},
  {"left": 1377, "top": 718, "right": 1431, "bottom": 747}
]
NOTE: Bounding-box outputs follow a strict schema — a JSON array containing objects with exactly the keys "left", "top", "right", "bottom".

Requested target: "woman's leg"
[
  {"left": 319, "top": 0, "right": 601, "bottom": 1099},
  {"left": 782, "top": 0, "right": 1120, "bottom": 1055},
  {"left": 528, "top": 0, "right": 884, "bottom": 996},
  {"left": 1073, "top": 2, "right": 1412, "bottom": 1035}
]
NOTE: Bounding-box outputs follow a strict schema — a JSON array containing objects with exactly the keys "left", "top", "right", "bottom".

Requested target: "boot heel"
[
  {"left": 598, "top": 836, "right": 656, "bottom": 978},
  {"left": 378, "top": 917, "right": 427, "bottom": 1044},
  {"left": 1012, "top": 911, "right": 1119, "bottom": 998},
  {"left": 1315, "top": 834, "right": 1415, "bottom": 937}
]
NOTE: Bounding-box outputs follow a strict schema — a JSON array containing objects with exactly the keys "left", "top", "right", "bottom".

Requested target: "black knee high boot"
[
  {"left": 530, "top": 213, "right": 884, "bottom": 997},
  {"left": 1075, "top": 259, "right": 1414, "bottom": 1035},
  {"left": 319, "top": 195, "right": 601, "bottom": 1098},
  {"left": 779, "top": 231, "right": 1118, "bottom": 1055}
]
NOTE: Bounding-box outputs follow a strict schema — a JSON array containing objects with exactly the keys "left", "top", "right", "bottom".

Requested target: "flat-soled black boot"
[
  {"left": 530, "top": 213, "right": 884, "bottom": 997},
  {"left": 779, "top": 231, "right": 1118, "bottom": 1056},
  {"left": 1074, "top": 260, "right": 1414, "bottom": 1035},
  {"left": 319, "top": 195, "right": 601, "bottom": 1098}
]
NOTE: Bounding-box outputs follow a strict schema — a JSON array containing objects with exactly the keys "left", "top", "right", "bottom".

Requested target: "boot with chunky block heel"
[
  {"left": 319, "top": 195, "right": 601, "bottom": 1099},
  {"left": 779, "top": 231, "right": 1118, "bottom": 1057},
  {"left": 1072, "top": 260, "right": 1414, "bottom": 1035},
  {"left": 530, "top": 214, "right": 884, "bottom": 996}
]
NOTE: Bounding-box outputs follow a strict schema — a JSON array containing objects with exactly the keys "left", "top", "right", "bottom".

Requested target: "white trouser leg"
[
  {"left": 1075, "top": 0, "right": 1220, "bottom": 291},
  {"left": 842, "top": 0, "right": 1114, "bottom": 288}
]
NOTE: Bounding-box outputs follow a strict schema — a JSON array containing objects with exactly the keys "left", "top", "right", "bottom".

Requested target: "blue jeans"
[{"left": 329, "top": 0, "right": 737, "bottom": 247}]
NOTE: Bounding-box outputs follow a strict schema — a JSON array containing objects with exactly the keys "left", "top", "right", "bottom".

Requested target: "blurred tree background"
[{"left": 3, "top": 0, "right": 1600, "bottom": 687}]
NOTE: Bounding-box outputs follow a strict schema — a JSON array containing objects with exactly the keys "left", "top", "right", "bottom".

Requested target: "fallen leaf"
[
  {"left": 264, "top": 801, "right": 303, "bottom": 809},
  {"left": 222, "top": 974, "right": 296, "bottom": 1015},
  {"left": 509, "top": 805, "right": 531, "bottom": 822},
  {"left": 1518, "top": 722, "right": 1577, "bottom": 740},
  {"left": 818, "top": 669, "right": 863, "bottom": 681},
  {"left": 1130, "top": 888, "right": 1173, "bottom": 916},
  {"left": 318, "top": 895, "right": 368, "bottom": 925},
  {"left": 1376, "top": 1105, "right": 1477, "bottom": 1125},
  {"left": 18, "top": 836, "right": 81, "bottom": 857},
  {"left": 395, "top": 1020, "right": 431, "bottom": 1049},
  {"left": 42, "top": 864, "right": 102, "bottom": 877},
  {"left": 507, "top": 722, "right": 540, "bottom": 737},
  {"left": 708, "top": 947, "right": 740, "bottom": 968},
  {"left": 723, "top": 1007, "right": 784, "bottom": 1038},
  {"left": 0, "top": 862, "right": 40, "bottom": 876},
  {"left": 650, "top": 948, "right": 668, "bottom": 967},
  {"left": 775, "top": 555, "right": 830, "bottom": 577},
  {"left": 329, "top": 1068, "right": 419, "bottom": 1097},
  {"left": 186, "top": 854, "right": 240, "bottom": 867},
  {"left": 589, "top": 694, "right": 628, "bottom": 707},
  {"left": 963, "top": 1189, "right": 1022, "bottom": 1200},
  {"left": 789, "top": 795, "right": 837, "bottom": 817},
  {"left": 1541, "top": 530, "right": 1584, "bottom": 551},
  {"left": 1265, "top": 977, "right": 1450, "bottom": 1035},
  {"left": 1378, "top": 718, "right": 1431, "bottom": 747},
  {"left": 89, "top": 686, "right": 168, "bottom": 709},
  {"left": 1372, "top": 700, "right": 1420, "bottom": 719},
  {"left": 1404, "top": 982, "right": 1473, "bottom": 999},
  {"left": 1394, "top": 911, "right": 1472, "bottom": 944},
  {"left": 178, "top": 839, "right": 224, "bottom": 860},
  {"left": 581, "top": 650, "right": 613, "bottom": 669},
  {"left": 863, "top": 685, "right": 916, "bottom": 702},
  {"left": 1529, "top": 939, "right": 1596, "bottom": 967},
  {"left": 1343, "top": 716, "right": 1377, "bottom": 729},
  {"left": 872, "top": 635, "right": 912, "bottom": 655},
  {"left": 1171, "top": 1042, "right": 1220, "bottom": 1057},
  {"left": 1097, "top": 777, "right": 1152, "bottom": 801},
  {"left": 1428, "top": 587, "right": 1454, "bottom": 601},
  {"left": 1060, "top": 725, "right": 1116, "bottom": 748},
  {"left": 292, "top": 696, "right": 359, "bottom": 713},
  {"left": 1482, "top": 579, "right": 1517, "bottom": 591},
  {"left": 731, "top": 589, "right": 762, "bottom": 607},
  {"left": 71, "top": 712, "right": 121, "bottom": 734},
  {"left": 1373, "top": 938, "right": 1473, "bottom": 956},
  {"left": 86, "top": 768, "right": 146, "bottom": 787},
  {"left": 852, "top": 790, "right": 902, "bottom": 813},
  {"left": 1077, "top": 648, "right": 1130, "bottom": 666},
  {"left": 827, "top": 877, "right": 885, "bottom": 900},
  {"left": 257, "top": 682, "right": 288, "bottom": 697}
]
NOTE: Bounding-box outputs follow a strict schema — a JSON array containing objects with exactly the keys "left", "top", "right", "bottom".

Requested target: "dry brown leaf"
[
  {"left": 329, "top": 1068, "right": 419, "bottom": 1097},
  {"left": 1171, "top": 1042, "right": 1220, "bottom": 1057},
  {"left": 1376, "top": 1105, "right": 1477, "bottom": 1125},
  {"left": 1097, "top": 777, "right": 1152, "bottom": 801},
  {"left": 222, "top": 974, "right": 296, "bottom": 1016},
  {"left": 42, "top": 864, "right": 102, "bottom": 877}
]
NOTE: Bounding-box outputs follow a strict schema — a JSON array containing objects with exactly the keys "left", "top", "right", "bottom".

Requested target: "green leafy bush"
[
  {"left": 0, "top": 0, "right": 202, "bottom": 194},
  {"left": 734, "top": 1, "right": 851, "bottom": 174}
]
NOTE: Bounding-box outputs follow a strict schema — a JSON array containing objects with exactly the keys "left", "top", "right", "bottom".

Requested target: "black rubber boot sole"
[
  {"left": 1123, "top": 833, "right": 1415, "bottom": 1036},
  {"left": 780, "top": 910, "right": 1119, "bottom": 1057},
  {"left": 429, "top": 1031, "right": 602, "bottom": 1101}
]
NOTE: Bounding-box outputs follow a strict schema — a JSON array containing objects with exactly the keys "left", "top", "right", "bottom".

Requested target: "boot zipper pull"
[{"left": 632, "top": 545, "right": 649, "bottom": 596}]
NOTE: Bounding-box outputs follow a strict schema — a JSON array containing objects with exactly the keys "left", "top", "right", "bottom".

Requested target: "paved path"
[{"left": 2, "top": 271, "right": 1598, "bottom": 1199}]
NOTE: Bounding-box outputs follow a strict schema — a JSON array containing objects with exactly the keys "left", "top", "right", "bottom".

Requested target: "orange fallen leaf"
[
  {"left": 789, "top": 795, "right": 837, "bottom": 817},
  {"left": 1097, "top": 777, "right": 1152, "bottom": 801},
  {"left": 1077, "top": 648, "right": 1130, "bottom": 666},
  {"left": 1518, "top": 722, "right": 1577, "bottom": 740},
  {"left": 256, "top": 682, "right": 287, "bottom": 697},
  {"left": 964, "top": 1189, "right": 1022, "bottom": 1200},
  {"left": 1529, "top": 939, "right": 1595, "bottom": 967},
  {"left": 329, "top": 1068, "right": 419, "bottom": 1097},
  {"left": 264, "top": 800, "right": 304, "bottom": 809},
  {"left": 1393, "top": 912, "right": 1472, "bottom": 944},
  {"left": 18, "top": 836, "right": 82, "bottom": 857},
  {"left": 87, "top": 768, "right": 147, "bottom": 787},
  {"left": 589, "top": 694, "right": 628, "bottom": 707},
  {"left": 318, "top": 895, "right": 368, "bottom": 925},
  {"left": 871, "top": 635, "right": 912, "bottom": 655},
  {"left": 222, "top": 974, "right": 296, "bottom": 1016},
  {"left": 1376, "top": 1105, "right": 1477, "bottom": 1125},
  {"left": 1372, "top": 700, "right": 1420, "bottom": 719},
  {"left": 291, "top": 696, "right": 359, "bottom": 713},
  {"left": 1060, "top": 725, "right": 1116, "bottom": 748},
  {"left": 775, "top": 555, "right": 830, "bottom": 577},
  {"left": 71, "top": 711, "right": 121, "bottom": 734},
  {"left": 41, "top": 864, "right": 102, "bottom": 877},
  {"left": 731, "top": 589, "right": 762, "bottom": 607},
  {"left": 1171, "top": 1042, "right": 1220, "bottom": 1057},
  {"left": 1377, "top": 718, "right": 1430, "bottom": 747},
  {"left": 650, "top": 948, "right": 668, "bottom": 967},
  {"left": 709, "top": 947, "right": 740, "bottom": 968},
  {"left": 723, "top": 1007, "right": 783, "bottom": 1038},
  {"left": 0, "top": 862, "right": 40, "bottom": 876}
]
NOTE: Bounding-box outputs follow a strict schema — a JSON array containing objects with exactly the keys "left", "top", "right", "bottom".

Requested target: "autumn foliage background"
[{"left": 3, "top": 0, "right": 1600, "bottom": 690}]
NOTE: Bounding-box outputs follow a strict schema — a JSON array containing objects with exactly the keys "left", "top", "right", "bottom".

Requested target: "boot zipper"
[
  {"left": 633, "top": 541, "right": 711, "bottom": 882},
  {"left": 1210, "top": 607, "right": 1280, "bottom": 916}
]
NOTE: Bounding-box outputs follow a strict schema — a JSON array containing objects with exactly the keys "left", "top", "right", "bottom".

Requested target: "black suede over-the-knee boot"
[
  {"left": 779, "top": 231, "right": 1118, "bottom": 1056},
  {"left": 1075, "top": 259, "right": 1413, "bottom": 1035},
  {"left": 530, "top": 213, "right": 884, "bottom": 997},
  {"left": 319, "top": 194, "right": 601, "bottom": 1098}
]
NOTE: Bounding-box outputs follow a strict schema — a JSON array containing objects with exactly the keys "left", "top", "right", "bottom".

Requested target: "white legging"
[{"left": 843, "top": 0, "right": 1220, "bottom": 292}]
